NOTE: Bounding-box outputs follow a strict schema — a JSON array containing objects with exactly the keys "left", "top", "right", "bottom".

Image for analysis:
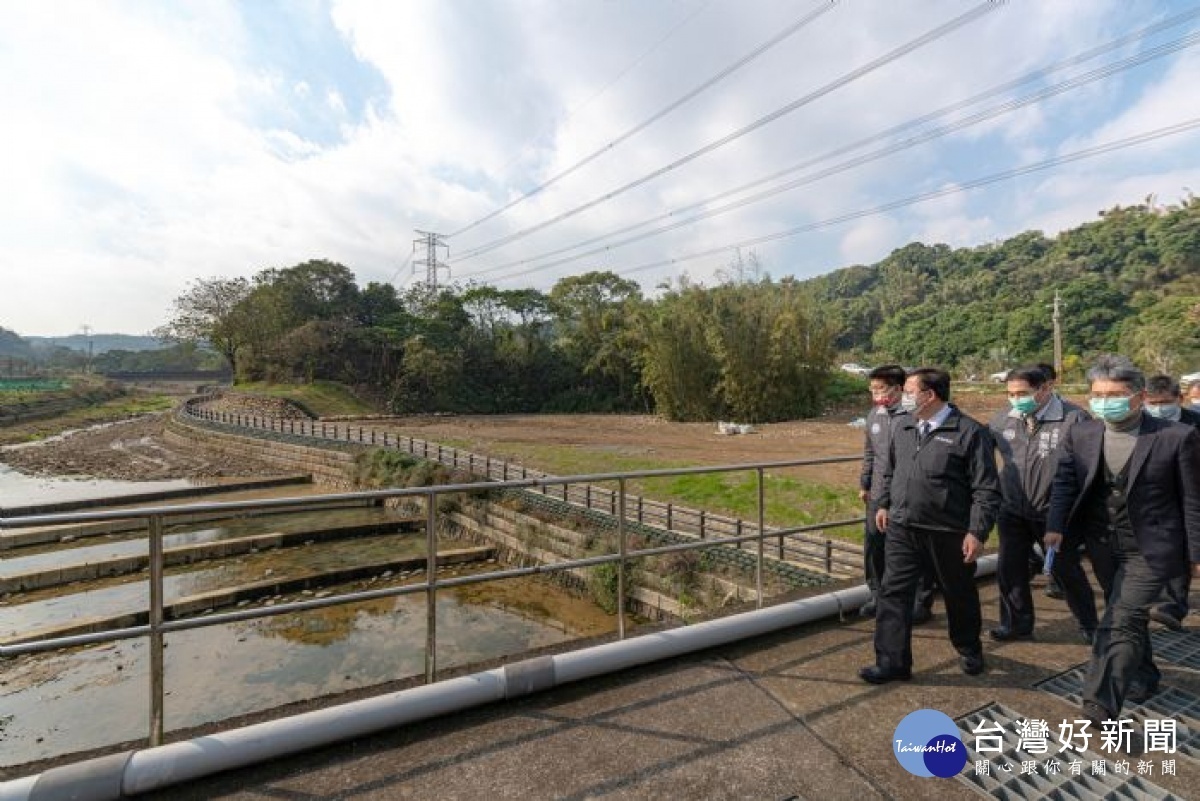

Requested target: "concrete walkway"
[{"left": 131, "top": 576, "right": 1200, "bottom": 800}]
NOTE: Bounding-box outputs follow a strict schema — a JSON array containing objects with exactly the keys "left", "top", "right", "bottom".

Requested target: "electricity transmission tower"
[{"left": 413, "top": 230, "right": 450, "bottom": 290}]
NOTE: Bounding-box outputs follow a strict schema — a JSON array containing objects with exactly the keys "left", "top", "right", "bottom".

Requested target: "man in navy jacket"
[
  {"left": 1047, "top": 356, "right": 1200, "bottom": 722},
  {"left": 860, "top": 367, "right": 1000, "bottom": 683}
]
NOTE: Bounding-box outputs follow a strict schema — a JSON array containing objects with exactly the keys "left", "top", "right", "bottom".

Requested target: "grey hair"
[{"left": 1086, "top": 354, "right": 1145, "bottom": 392}]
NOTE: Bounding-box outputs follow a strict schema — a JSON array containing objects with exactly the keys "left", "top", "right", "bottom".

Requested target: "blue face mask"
[
  {"left": 1144, "top": 402, "right": 1181, "bottom": 421},
  {"left": 1009, "top": 396, "right": 1038, "bottom": 415},
  {"left": 1090, "top": 396, "right": 1133, "bottom": 422}
]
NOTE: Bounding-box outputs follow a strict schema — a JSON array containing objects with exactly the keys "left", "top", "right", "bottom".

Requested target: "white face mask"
[{"left": 900, "top": 393, "right": 919, "bottom": 413}]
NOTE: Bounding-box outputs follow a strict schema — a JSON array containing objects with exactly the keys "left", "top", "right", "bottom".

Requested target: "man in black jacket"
[
  {"left": 1143, "top": 374, "right": 1200, "bottom": 630},
  {"left": 857, "top": 365, "right": 935, "bottom": 621},
  {"left": 1047, "top": 356, "right": 1200, "bottom": 722},
  {"left": 860, "top": 367, "right": 1001, "bottom": 683},
  {"left": 989, "top": 365, "right": 1098, "bottom": 642}
]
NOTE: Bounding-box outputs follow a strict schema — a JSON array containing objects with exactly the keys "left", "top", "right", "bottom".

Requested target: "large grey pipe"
[{"left": 1, "top": 557, "right": 996, "bottom": 801}]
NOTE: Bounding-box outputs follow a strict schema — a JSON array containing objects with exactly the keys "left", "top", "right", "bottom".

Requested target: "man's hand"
[
  {"left": 1192, "top": 562, "right": 1200, "bottom": 579},
  {"left": 962, "top": 533, "right": 983, "bottom": 563},
  {"left": 1044, "top": 531, "right": 1064, "bottom": 551},
  {"left": 875, "top": 507, "right": 889, "bottom": 532},
  {"left": 858, "top": 489, "right": 869, "bottom": 504}
]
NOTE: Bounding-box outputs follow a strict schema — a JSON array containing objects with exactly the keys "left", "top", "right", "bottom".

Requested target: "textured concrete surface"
[{"left": 103, "top": 576, "right": 1200, "bottom": 799}]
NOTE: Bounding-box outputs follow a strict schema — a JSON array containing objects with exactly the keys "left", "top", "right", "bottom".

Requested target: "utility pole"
[
  {"left": 412, "top": 230, "right": 450, "bottom": 291},
  {"left": 1051, "top": 290, "right": 1063, "bottom": 379},
  {"left": 80, "top": 323, "right": 94, "bottom": 374}
]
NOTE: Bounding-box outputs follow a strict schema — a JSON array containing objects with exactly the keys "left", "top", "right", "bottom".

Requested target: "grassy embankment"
[
  {"left": 0, "top": 382, "right": 175, "bottom": 445},
  {"left": 436, "top": 440, "right": 865, "bottom": 542}
]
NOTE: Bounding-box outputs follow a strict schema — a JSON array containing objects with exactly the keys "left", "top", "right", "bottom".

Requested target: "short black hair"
[
  {"left": 909, "top": 367, "right": 951, "bottom": 401},
  {"left": 1036, "top": 362, "right": 1057, "bottom": 381},
  {"left": 867, "top": 364, "right": 906, "bottom": 387},
  {"left": 1146, "top": 374, "right": 1181, "bottom": 397},
  {"left": 1008, "top": 365, "right": 1048, "bottom": 388}
]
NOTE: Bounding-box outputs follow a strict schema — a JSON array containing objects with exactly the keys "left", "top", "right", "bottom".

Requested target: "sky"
[{"left": 2, "top": 0, "right": 1199, "bottom": 337}]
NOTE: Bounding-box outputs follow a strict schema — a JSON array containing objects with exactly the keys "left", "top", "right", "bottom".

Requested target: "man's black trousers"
[
  {"left": 875, "top": 522, "right": 982, "bottom": 673},
  {"left": 996, "top": 513, "right": 1098, "bottom": 634}
]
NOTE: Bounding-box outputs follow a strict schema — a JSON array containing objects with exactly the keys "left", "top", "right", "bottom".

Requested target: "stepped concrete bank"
[
  {"left": 0, "top": 518, "right": 423, "bottom": 593},
  {"left": 1, "top": 547, "right": 496, "bottom": 647}
]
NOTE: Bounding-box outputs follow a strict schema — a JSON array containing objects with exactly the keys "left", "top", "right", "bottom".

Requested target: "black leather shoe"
[
  {"left": 859, "top": 600, "right": 877, "bottom": 618},
  {"left": 859, "top": 665, "right": 912, "bottom": 685},
  {"left": 1126, "top": 681, "right": 1160, "bottom": 704},
  {"left": 960, "top": 653, "right": 985, "bottom": 675},
  {"left": 989, "top": 626, "right": 1034, "bottom": 642},
  {"left": 1081, "top": 628, "right": 1096, "bottom": 646},
  {"left": 911, "top": 607, "right": 932, "bottom": 625},
  {"left": 1044, "top": 583, "right": 1065, "bottom": 600},
  {"left": 1150, "top": 608, "right": 1183, "bottom": 631}
]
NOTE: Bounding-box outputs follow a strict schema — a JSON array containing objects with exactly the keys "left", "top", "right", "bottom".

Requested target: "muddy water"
[
  {"left": 0, "top": 462, "right": 195, "bottom": 507},
  {"left": 0, "top": 465, "right": 619, "bottom": 770},
  {"left": 0, "top": 570, "right": 614, "bottom": 767}
]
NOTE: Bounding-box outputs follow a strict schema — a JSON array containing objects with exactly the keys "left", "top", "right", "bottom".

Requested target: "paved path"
[{"left": 135, "top": 576, "right": 1200, "bottom": 800}]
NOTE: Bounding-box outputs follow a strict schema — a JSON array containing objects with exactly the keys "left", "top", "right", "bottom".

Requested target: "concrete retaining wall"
[{"left": 165, "top": 418, "right": 363, "bottom": 488}]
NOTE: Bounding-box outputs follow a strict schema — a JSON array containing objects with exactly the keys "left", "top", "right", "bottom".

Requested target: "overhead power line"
[
  {"left": 486, "top": 117, "right": 1200, "bottom": 285},
  {"left": 473, "top": 29, "right": 1200, "bottom": 283},
  {"left": 460, "top": 6, "right": 1200, "bottom": 280},
  {"left": 453, "top": 0, "right": 1004, "bottom": 262},
  {"left": 479, "top": 0, "right": 716, "bottom": 200},
  {"left": 447, "top": 0, "right": 838, "bottom": 239}
]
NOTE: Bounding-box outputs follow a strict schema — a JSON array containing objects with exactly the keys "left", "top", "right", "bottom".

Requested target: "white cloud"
[{"left": 0, "top": 1, "right": 1197, "bottom": 336}]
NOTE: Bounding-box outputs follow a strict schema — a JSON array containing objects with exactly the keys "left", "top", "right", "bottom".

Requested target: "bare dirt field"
[{"left": 0, "top": 393, "right": 1019, "bottom": 486}]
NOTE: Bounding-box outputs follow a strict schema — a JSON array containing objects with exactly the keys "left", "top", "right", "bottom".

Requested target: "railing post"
[
  {"left": 699, "top": 510, "right": 706, "bottom": 539},
  {"left": 667, "top": 503, "right": 673, "bottom": 530},
  {"left": 585, "top": 485, "right": 591, "bottom": 509},
  {"left": 756, "top": 468, "right": 765, "bottom": 608},
  {"left": 637, "top": 496, "right": 643, "bottom": 523},
  {"left": 825, "top": 539, "right": 833, "bottom": 574},
  {"left": 148, "top": 514, "right": 166, "bottom": 746},
  {"left": 617, "top": 478, "right": 627, "bottom": 640},
  {"left": 425, "top": 490, "right": 438, "bottom": 683},
  {"left": 503, "top": 462, "right": 509, "bottom": 481}
]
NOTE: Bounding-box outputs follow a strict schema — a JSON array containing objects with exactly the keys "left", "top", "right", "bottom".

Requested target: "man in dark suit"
[
  {"left": 1047, "top": 356, "right": 1200, "bottom": 722},
  {"left": 860, "top": 367, "right": 1001, "bottom": 683},
  {"left": 989, "top": 365, "right": 1098, "bottom": 643},
  {"left": 857, "top": 364, "right": 935, "bottom": 621},
  {"left": 1143, "top": 374, "right": 1200, "bottom": 630}
]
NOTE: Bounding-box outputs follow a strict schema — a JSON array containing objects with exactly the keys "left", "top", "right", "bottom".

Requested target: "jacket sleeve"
[
  {"left": 877, "top": 425, "right": 895, "bottom": 509},
  {"left": 967, "top": 424, "right": 1001, "bottom": 540},
  {"left": 1180, "top": 427, "right": 1200, "bottom": 564},
  {"left": 1047, "top": 425, "right": 1081, "bottom": 535},
  {"left": 859, "top": 420, "right": 874, "bottom": 492}
]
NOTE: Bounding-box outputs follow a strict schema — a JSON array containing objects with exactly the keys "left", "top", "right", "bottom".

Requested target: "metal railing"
[
  {"left": 0, "top": 457, "right": 863, "bottom": 751},
  {"left": 180, "top": 398, "right": 864, "bottom": 574}
]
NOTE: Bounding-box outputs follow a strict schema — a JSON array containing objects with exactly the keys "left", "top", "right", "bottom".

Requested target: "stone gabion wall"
[
  {"left": 204, "top": 390, "right": 315, "bottom": 420},
  {"left": 505, "top": 489, "right": 832, "bottom": 590}
]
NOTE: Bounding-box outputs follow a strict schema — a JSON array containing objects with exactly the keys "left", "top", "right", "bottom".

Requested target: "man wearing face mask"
[
  {"left": 857, "top": 365, "right": 936, "bottom": 620},
  {"left": 1047, "top": 356, "right": 1200, "bottom": 724},
  {"left": 989, "top": 366, "right": 1098, "bottom": 643},
  {"left": 860, "top": 367, "right": 1001, "bottom": 684},
  {"left": 1143, "top": 374, "right": 1200, "bottom": 631},
  {"left": 1188, "top": 380, "right": 1200, "bottom": 411}
]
